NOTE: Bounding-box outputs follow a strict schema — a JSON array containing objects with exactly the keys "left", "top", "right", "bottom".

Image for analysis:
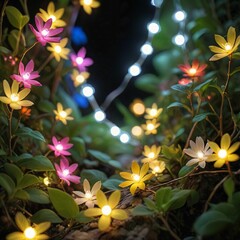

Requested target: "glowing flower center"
[
  {"left": 24, "top": 227, "right": 36, "bottom": 239},
  {"left": 59, "top": 111, "right": 67, "bottom": 118},
  {"left": 85, "top": 190, "right": 92, "bottom": 199},
  {"left": 146, "top": 123, "right": 155, "bottom": 131},
  {"left": 224, "top": 43, "right": 232, "bottom": 51},
  {"left": 76, "top": 75, "right": 85, "bottom": 83},
  {"left": 102, "top": 205, "right": 112, "bottom": 216},
  {"left": 197, "top": 151, "right": 204, "bottom": 159},
  {"left": 43, "top": 177, "right": 50, "bottom": 186},
  {"left": 41, "top": 29, "right": 49, "bottom": 36},
  {"left": 149, "top": 109, "right": 157, "bottom": 117},
  {"left": 76, "top": 57, "right": 84, "bottom": 65},
  {"left": 153, "top": 166, "right": 160, "bottom": 173},
  {"left": 10, "top": 93, "right": 19, "bottom": 102},
  {"left": 132, "top": 174, "right": 140, "bottom": 182},
  {"left": 56, "top": 144, "right": 63, "bottom": 151},
  {"left": 84, "top": 0, "right": 93, "bottom": 5},
  {"left": 49, "top": 15, "right": 56, "bottom": 22},
  {"left": 23, "top": 72, "right": 30, "bottom": 80},
  {"left": 148, "top": 152, "right": 155, "bottom": 159},
  {"left": 62, "top": 169, "right": 69, "bottom": 176},
  {"left": 189, "top": 68, "right": 197, "bottom": 75},
  {"left": 54, "top": 46, "right": 62, "bottom": 53},
  {"left": 218, "top": 149, "right": 227, "bottom": 159}
]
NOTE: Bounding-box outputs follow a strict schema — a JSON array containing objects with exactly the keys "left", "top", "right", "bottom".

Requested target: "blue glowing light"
[{"left": 71, "top": 27, "right": 88, "bottom": 46}]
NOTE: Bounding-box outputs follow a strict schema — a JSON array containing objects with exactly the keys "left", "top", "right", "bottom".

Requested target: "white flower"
[{"left": 184, "top": 136, "right": 213, "bottom": 168}]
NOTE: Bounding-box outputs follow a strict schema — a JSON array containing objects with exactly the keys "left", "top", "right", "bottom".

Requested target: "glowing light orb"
[
  {"left": 62, "top": 169, "right": 69, "bottom": 176},
  {"left": 94, "top": 110, "right": 106, "bottom": 122},
  {"left": 147, "top": 22, "right": 160, "bottom": 34},
  {"left": 56, "top": 144, "right": 63, "bottom": 151},
  {"left": 146, "top": 123, "right": 155, "bottom": 131},
  {"left": 224, "top": 43, "right": 232, "bottom": 50},
  {"left": 54, "top": 46, "right": 62, "bottom": 53},
  {"left": 120, "top": 133, "right": 130, "bottom": 143},
  {"left": 173, "top": 34, "right": 186, "bottom": 46},
  {"left": 59, "top": 111, "right": 67, "bottom": 118},
  {"left": 43, "top": 177, "right": 50, "bottom": 186},
  {"left": 85, "top": 191, "right": 93, "bottom": 199},
  {"left": 76, "top": 57, "right": 84, "bottom": 65},
  {"left": 128, "top": 64, "right": 141, "bottom": 76},
  {"left": 132, "top": 174, "right": 140, "bottom": 181},
  {"left": 141, "top": 43, "right": 153, "bottom": 55},
  {"left": 10, "top": 93, "right": 19, "bottom": 102},
  {"left": 218, "top": 149, "right": 227, "bottom": 159},
  {"left": 197, "top": 151, "right": 204, "bottom": 159},
  {"left": 131, "top": 126, "right": 143, "bottom": 137},
  {"left": 102, "top": 205, "right": 112, "bottom": 216},
  {"left": 110, "top": 126, "right": 121, "bottom": 136},
  {"left": 24, "top": 227, "right": 36, "bottom": 239},
  {"left": 81, "top": 85, "right": 95, "bottom": 97},
  {"left": 174, "top": 11, "right": 186, "bottom": 21},
  {"left": 41, "top": 29, "right": 49, "bottom": 36},
  {"left": 49, "top": 15, "right": 56, "bottom": 22}
]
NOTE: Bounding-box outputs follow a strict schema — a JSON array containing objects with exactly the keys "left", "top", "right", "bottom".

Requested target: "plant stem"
[
  {"left": 184, "top": 121, "right": 198, "bottom": 149},
  {"left": 13, "top": 29, "right": 22, "bottom": 56},
  {"left": 20, "top": 41, "right": 39, "bottom": 63},
  {"left": 37, "top": 53, "right": 54, "bottom": 73},
  {"left": 0, "top": 0, "right": 9, "bottom": 45},
  {"left": 8, "top": 109, "right": 13, "bottom": 156}
]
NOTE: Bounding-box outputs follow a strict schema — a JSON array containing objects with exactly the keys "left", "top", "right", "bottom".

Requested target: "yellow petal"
[
  {"left": 34, "top": 222, "right": 51, "bottom": 234},
  {"left": 214, "top": 34, "right": 227, "bottom": 48},
  {"left": 137, "top": 182, "right": 145, "bottom": 190},
  {"left": 35, "top": 233, "right": 49, "bottom": 239},
  {"left": 18, "top": 88, "right": 30, "bottom": 100},
  {"left": 111, "top": 209, "right": 128, "bottom": 220},
  {"left": 227, "top": 154, "right": 239, "bottom": 162},
  {"left": 209, "top": 53, "right": 228, "bottom": 61},
  {"left": 3, "top": 80, "right": 11, "bottom": 98},
  {"left": 130, "top": 183, "right": 138, "bottom": 195},
  {"left": 119, "top": 172, "right": 133, "bottom": 180},
  {"left": 91, "top": 1, "right": 100, "bottom": 8},
  {"left": 48, "top": 2, "right": 55, "bottom": 13},
  {"left": 119, "top": 180, "right": 133, "bottom": 188},
  {"left": 141, "top": 173, "right": 153, "bottom": 182},
  {"left": 131, "top": 161, "right": 140, "bottom": 175},
  {"left": 83, "top": 179, "right": 90, "bottom": 192},
  {"left": 98, "top": 215, "right": 111, "bottom": 231},
  {"left": 108, "top": 190, "right": 120, "bottom": 209},
  {"left": 18, "top": 100, "right": 34, "bottom": 107},
  {"left": 139, "top": 163, "right": 149, "bottom": 179},
  {"left": 10, "top": 103, "right": 21, "bottom": 109},
  {"left": 214, "top": 159, "right": 225, "bottom": 168},
  {"left": 221, "top": 133, "right": 231, "bottom": 150},
  {"left": 227, "top": 26, "right": 236, "bottom": 47},
  {"left": 6, "top": 232, "right": 26, "bottom": 240},
  {"left": 206, "top": 154, "right": 218, "bottom": 162},
  {"left": 96, "top": 190, "right": 107, "bottom": 208},
  {"left": 208, "top": 141, "right": 220, "bottom": 153},
  {"left": 228, "top": 142, "right": 240, "bottom": 154},
  {"left": 0, "top": 96, "right": 11, "bottom": 104},
  {"left": 15, "top": 212, "right": 30, "bottom": 231},
  {"left": 84, "top": 208, "right": 102, "bottom": 217},
  {"left": 209, "top": 46, "right": 226, "bottom": 54},
  {"left": 54, "top": 8, "right": 64, "bottom": 19}
]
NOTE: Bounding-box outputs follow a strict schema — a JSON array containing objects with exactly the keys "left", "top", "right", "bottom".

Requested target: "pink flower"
[
  {"left": 70, "top": 47, "right": 93, "bottom": 71},
  {"left": 178, "top": 78, "right": 192, "bottom": 85},
  {"left": 178, "top": 60, "right": 207, "bottom": 78},
  {"left": 11, "top": 60, "right": 41, "bottom": 89},
  {"left": 48, "top": 136, "right": 73, "bottom": 157},
  {"left": 54, "top": 157, "right": 80, "bottom": 186},
  {"left": 29, "top": 15, "right": 63, "bottom": 46}
]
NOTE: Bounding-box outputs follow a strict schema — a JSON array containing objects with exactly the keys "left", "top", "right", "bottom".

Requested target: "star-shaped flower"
[
  {"left": 207, "top": 133, "right": 240, "bottom": 168},
  {"left": 80, "top": 0, "right": 100, "bottom": 15},
  {"left": 119, "top": 161, "right": 153, "bottom": 195},
  {"left": 209, "top": 26, "right": 240, "bottom": 61},
  {"left": 70, "top": 47, "right": 93, "bottom": 71},
  {"left": 54, "top": 157, "right": 80, "bottom": 186},
  {"left": 6, "top": 212, "right": 50, "bottom": 240},
  {"left": 178, "top": 60, "right": 207, "bottom": 78},
  {"left": 142, "top": 145, "right": 161, "bottom": 163},
  {"left": 29, "top": 15, "right": 63, "bottom": 46},
  {"left": 141, "top": 119, "right": 160, "bottom": 135},
  {"left": 73, "top": 179, "right": 101, "bottom": 208},
  {"left": 48, "top": 136, "right": 73, "bottom": 157},
  {"left": 184, "top": 136, "right": 213, "bottom": 168},
  {"left": 38, "top": 1, "right": 66, "bottom": 29},
  {"left": 53, "top": 103, "right": 74, "bottom": 125},
  {"left": 149, "top": 160, "right": 166, "bottom": 175},
  {"left": 0, "top": 80, "right": 33, "bottom": 110},
  {"left": 144, "top": 103, "right": 163, "bottom": 119},
  {"left": 84, "top": 190, "right": 128, "bottom": 231},
  {"left": 11, "top": 60, "right": 41, "bottom": 89},
  {"left": 71, "top": 69, "right": 90, "bottom": 87}
]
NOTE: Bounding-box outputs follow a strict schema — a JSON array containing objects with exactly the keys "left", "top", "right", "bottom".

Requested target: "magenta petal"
[
  {"left": 61, "top": 150, "right": 71, "bottom": 156},
  {"left": 19, "top": 61, "right": 25, "bottom": 75},
  {"left": 68, "top": 163, "right": 78, "bottom": 173},
  {"left": 25, "top": 60, "right": 34, "bottom": 73},
  {"left": 45, "top": 36, "right": 61, "bottom": 43},
  {"left": 83, "top": 58, "right": 94, "bottom": 67},
  {"left": 44, "top": 18, "right": 53, "bottom": 30},
  {"left": 67, "top": 175, "right": 80, "bottom": 184},
  {"left": 52, "top": 136, "right": 58, "bottom": 145},
  {"left": 65, "top": 143, "right": 73, "bottom": 149},
  {"left": 62, "top": 178, "right": 70, "bottom": 186},
  {"left": 78, "top": 47, "right": 86, "bottom": 58},
  {"left": 61, "top": 137, "right": 69, "bottom": 144},
  {"left": 48, "top": 145, "right": 55, "bottom": 151},
  {"left": 23, "top": 82, "right": 31, "bottom": 88},
  {"left": 61, "top": 157, "right": 69, "bottom": 168},
  {"left": 11, "top": 74, "right": 22, "bottom": 82},
  {"left": 26, "top": 80, "right": 42, "bottom": 86},
  {"left": 47, "top": 28, "right": 63, "bottom": 37},
  {"left": 35, "top": 15, "right": 43, "bottom": 31},
  {"left": 54, "top": 163, "right": 61, "bottom": 172}
]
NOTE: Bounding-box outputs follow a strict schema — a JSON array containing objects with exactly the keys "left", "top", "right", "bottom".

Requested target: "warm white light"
[
  {"left": 128, "top": 64, "right": 141, "bottom": 76},
  {"left": 148, "top": 152, "right": 155, "bottom": 159},
  {"left": 62, "top": 169, "right": 69, "bottom": 176},
  {"left": 141, "top": 43, "right": 153, "bottom": 55},
  {"left": 10, "top": 93, "right": 19, "bottom": 102},
  {"left": 43, "top": 177, "right": 50, "bottom": 186},
  {"left": 149, "top": 109, "right": 158, "bottom": 117},
  {"left": 102, "top": 205, "right": 112, "bottom": 216},
  {"left": 41, "top": 29, "right": 49, "bottom": 36},
  {"left": 173, "top": 34, "right": 186, "bottom": 46},
  {"left": 132, "top": 174, "right": 140, "bottom": 181},
  {"left": 189, "top": 68, "right": 197, "bottom": 75},
  {"left": 147, "top": 22, "right": 160, "bottom": 34},
  {"left": 49, "top": 15, "right": 56, "bottom": 22},
  {"left": 56, "top": 144, "right": 63, "bottom": 151},
  {"left": 174, "top": 11, "right": 186, "bottom": 22},
  {"left": 85, "top": 191, "right": 92, "bottom": 199},
  {"left": 153, "top": 166, "right": 160, "bottom": 173},
  {"left": 84, "top": 0, "right": 92, "bottom": 5},
  {"left": 218, "top": 149, "right": 227, "bottom": 159},
  {"left": 197, "top": 151, "right": 204, "bottom": 159},
  {"left": 24, "top": 227, "right": 36, "bottom": 239},
  {"left": 224, "top": 43, "right": 232, "bottom": 50},
  {"left": 131, "top": 126, "right": 143, "bottom": 137},
  {"left": 81, "top": 85, "right": 95, "bottom": 97},
  {"left": 23, "top": 72, "right": 30, "bottom": 80},
  {"left": 94, "top": 110, "right": 106, "bottom": 122},
  {"left": 146, "top": 123, "right": 155, "bottom": 131},
  {"left": 59, "top": 111, "right": 67, "bottom": 118},
  {"left": 120, "top": 133, "right": 130, "bottom": 143},
  {"left": 110, "top": 126, "right": 121, "bottom": 136},
  {"left": 76, "top": 75, "right": 85, "bottom": 83},
  {"left": 54, "top": 46, "right": 62, "bottom": 53},
  {"left": 151, "top": 0, "right": 163, "bottom": 7},
  {"left": 76, "top": 57, "right": 84, "bottom": 65}
]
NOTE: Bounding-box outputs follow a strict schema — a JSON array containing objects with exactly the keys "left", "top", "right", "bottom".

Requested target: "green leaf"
[
  {"left": 161, "top": 144, "right": 182, "bottom": 160},
  {"left": 223, "top": 177, "right": 235, "bottom": 202},
  {"left": 108, "top": 160, "right": 122, "bottom": 169},
  {"left": 37, "top": 100, "right": 55, "bottom": 113},
  {"left": 171, "top": 84, "right": 192, "bottom": 94},
  {"left": 25, "top": 188, "right": 50, "bottom": 204},
  {"left": 48, "top": 188, "right": 79, "bottom": 219},
  {"left": 14, "top": 189, "right": 29, "bottom": 200},
  {"left": 31, "top": 209, "right": 62, "bottom": 223},
  {"left": 211, "top": 203, "right": 237, "bottom": 221},
  {"left": 8, "top": 29, "right": 19, "bottom": 51},
  {"left": 20, "top": 15, "right": 29, "bottom": 29},
  {"left": 103, "top": 179, "right": 122, "bottom": 190},
  {"left": 178, "top": 165, "right": 195, "bottom": 177},
  {"left": 88, "top": 149, "right": 111, "bottom": 163},
  {"left": 144, "top": 198, "right": 157, "bottom": 211},
  {"left": 193, "top": 79, "right": 212, "bottom": 93},
  {"left": 0, "top": 173, "right": 15, "bottom": 196},
  {"left": 5, "top": 6, "right": 22, "bottom": 29},
  {"left": 75, "top": 211, "right": 93, "bottom": 223},
  {"left": 155, "top": 187, "right": 172, "bottom": 212},
  {"left": 4, "top": 163, "right": 23, "bottom": 185},
  {"left": 81, "top": 169, "right": 107, "bottom": 186},
  {"left": 131, "top": 205, "right": 154, "bottom": 216},
  {"left": 15, "top": 127, "right": 45, "bottom": 142},
  {"left": 17, "top": 174, "right": 39, "bottom": 189},
  {"left": 192, "top": 113, "right": 214, "bottom": 122},
  {"left": 71, "top": 137, "right": 86, "bottom": 157},
  {"left": 17, "top": 155, "right": 54, "bottom": 171},
  {"left": 0, "top": 46, "right": 11, "bottom": 54},
  {"left": 167, "top": 102, "right": 191, "bottom": 113}
]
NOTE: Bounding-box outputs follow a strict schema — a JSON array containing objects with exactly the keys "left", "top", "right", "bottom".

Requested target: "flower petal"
[
  {"left": 130, "top": 183, "right": 138, "bottom": 195},
  {"left": 98, "top": 215, "right": 111, "bottom": 231},
  {"left": 3, "top": 80, "right": 11, "bottom": 98},
  {"left": 215, "top": 34, "right": 227, "bottom": 48},
  {"left": 108, "top": 190, "right": 120, "bottom": 209},
  {"left": 227, "top": 26, "right": 236, "bottom": 47},
  {"left": 83, "top": 179, "right": 90, "bottom": 192},
  {"left": 227, "top": 154, "right": 239, "bottom": 162},
  {"left": 119, "top": 181, "right": 133, "bottom": 188},
  {"left": 221, "top": 133, "right": 231, "bottom": 150},
  {"left": 6, "top": 232, "right": 26, "bottom": 240},
  {"left": 119, "top": 172, "right": 133, "bottom": 181},
  {"left": 111, "top": 209, "right": 128, "bottom": 220},
  {"left": 91, "top": 181, "right": 101, "bottom": 195},
  {"left": 208, "top": 141, "right": 220, "bottom": 153},
  {"left": 228, "top": 142, "right": 240, "bottom": 154},
  {"left": 34, "top": 222, "right": 51, "bottom": 234},
  {"left": 84, "top": 208, "right": 102, "bottom": 217},
  {"left": 214, "top": 159, "right": 225, "bottom": 168},
  {"left": 96, "top": 190, "right": 107, "bottom": 208},
  {"left": 131, "top": 161, "right": 140, "bottom": 175},
  {"left": 139, "top": 163, "right": 149, "bottom": 179},
  {"left": 15, "top": 212, "right": 30, "bottom": 231}
]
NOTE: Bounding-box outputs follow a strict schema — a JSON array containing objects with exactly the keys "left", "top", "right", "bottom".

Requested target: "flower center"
[
  {"left": 218, "top": 149, "right": 227, "bottom": 159},
  {"left": 41, "top": 29, "right": 49, "bottom": 36},
  {"left": 56, "top": 143, "right": 63, "bottom": 151},
  {"left": 224, "top": 43, "right": 232, "bottom": 51},
  {"left": 10, "top": 93, "right": 19, "bottom": 102},
  {"left": 76, "top": 57, "right": 84, "bottom": 65},
  {"left": 62, "top": 169, "right": 69, "bottom": 176},
  {"left": 153, "top": 166, "right": 160, "bottom": 173},
  {"left": 189, "top": 68, "right": 197, "bottom": 75},
  {"left": 146, "top": 123, "right": 155, "bottom": 131},
  {"left": 149, "top": 109, "right": 157, "bottom": 117},
  {"left": 59, "top": 110, "right": 67, "bottom": 118},
  {"left": 24, "top": 227, "right": 36, "bottom": 239},
  {"left": 49, "top": 15, "right": 56, "bottom": 22},
  {"left": 148, "top": 152, "right": 155, "bottom": 159},
  {"left": 54, "top": 46, "right": 62, "bottom": 53},
  {"left": 76, "top": 75, "right": 85, "bottom": 83},
  {"left": 23, "top": 72, "right": 30, "bottom": 80},
  {"left": 102, "top": 205, "right": 112, "bottom": 216},
  {"left": 43, "top": 177, "right": 50, "bottom": 186},
  {"left": 197, "top": 151, "right": 204, "bottom": 159},
  {"left": 132, "top": 174, "right": 140, "bottom": 182},
  {"left": 84, "top": 0, "right": 93, "bottom": 5},
  {"left": 85, "top": 190, "right": 92, "bottom": 199}
]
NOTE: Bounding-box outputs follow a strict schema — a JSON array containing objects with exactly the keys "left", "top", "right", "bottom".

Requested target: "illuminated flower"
[
  {"left": 80, "top": 0, "right": 100, "bottom": 15},
  {"left": 207, "top": 133, "right": 240, "bottom": 168},
  {"left": 73, "top": 179, "right": 101, "bottom": 208},
  {"left": 142, "top": 145, "right": 161, "bottom": 163},
  {"left": 11, "top": 60, "right": 41, "bottom": 89},
  {"left": 209, "top": 26, "right": 240, "bottom": 61},
  {"left": 178, "top": 60, "right": 207, "bottom": 78},
  {"left": 184, "top": 137, "right": 213, "bottom": 168},
  {"left": 70, "top": 47, "right": 93, "bottom": 71},
  {"left": 53, "top": 103, "right": 74, "bottom": 125},
  {"left": 54, "top": 157, "right": 80, "bottom": 185},
  {"left": 178, "top": 78, "right": 192, "bottom": 85},
  {"left": 149, "top": 160, "right": 165, "bottom": 175},
  {"left": 47, "top": 38, "right": 70, "bottom": 62},
  {"left": 6, "top": 212, "right": 50, "bottom": 240},
  {"left": 144, "top": 103, "right": 163, "bottom": 119},
  {"left": 21, "top": 107, "right": 31, "bottom": 119},
  {"left": 48, "top": 136, "right": 73, "bottom": 157},
  {"left": 141, "top": 119, "right": 160, "bottom": 135},
  {"left": 0, "top": 80, "right": 33, "bottom": 110},
  {"left": 84, "top": 190, "right": 128, "bottom": 231},
  {"left": 119, "top": 161, "right": 153, "bottom": 195},
  {"left": 71, "top": 69, "right": 90, "bottom": 87},
  {"left": 38, "top": 1, "right": 66, "bottom": 29},
  {"left": 29, "top": 15, "right": 63, "bottom": 46}
]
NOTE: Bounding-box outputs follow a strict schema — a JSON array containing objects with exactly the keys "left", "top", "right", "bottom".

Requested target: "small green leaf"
[
  {"left": 88, "top": 149, "right": 111, "bottom": 163},
  {"left": 155, "top": 187, "right": 172, "bottom": 212},
  {"left": 17, "top": 174, "right": 39, "bottom": 189},
  {"left": 4, "top": 163, "right": 23, "bottom": 185},
  {"left": 192, "top": 113, "right": 214, "bottom": 122},
  {"left": 48, "top": 188, "right": 79, "bottom": 219},
  {"left": 31, "top": 209, "right": 62, "bottom": 223},
  {"left": 178, "top": 165, "right": 195, "bottom": 177},
  {"left": 5, "top": 6, "right": 22, "bottom": 29},
  {"left": 171, "top": 84, "right": 191, "bottom": 94},
  {"left": 131, "top": 205, "right": 154, "bottom": 216},
  {"left": 223, "top": 177, "right": 235, "bottom": 202},
  {"left": 0, "top": 173, "right": 15, "bottom": 196},
  {"left": 193, "top": 79, "right": 212, "bottom": 93},
  {"left": 144, "top": 198, "right": 157, "bottom": 211},
  {"left": 81, "top": 169, "right": 107, "bottom": 186},
  {"left": 14, "top": 189, "right": 29, "bottom": 200},
  {"left": 108, "top": 160, "right": 122, "bottom": 169},
  {"left": 15, "top": 127, "right": 45, "bottom": 142},
  {"left": 37, "top": 100, "right": 55, "bottom": 113},
  {"left": 25, "top": 188, "right": 50, "bottom": 204},
  {"left": 167, "top": 102, "right": 191, "bottom": 112},
  {"left": 75, "top": 211, "right": 93, "bottom": 223},
  {"left": 103, "top": 179, "right": 122, "bottom": 190}
]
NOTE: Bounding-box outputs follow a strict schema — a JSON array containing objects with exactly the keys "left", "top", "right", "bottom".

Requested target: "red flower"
[{"left": 179, "top": 60, "right": 207, "bottom": 78}]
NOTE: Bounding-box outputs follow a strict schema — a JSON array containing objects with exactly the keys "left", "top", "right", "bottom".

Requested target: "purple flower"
[
  {"left": 70, "top": 47, "right": 93, "bottom": 71},
  {"left": 54, "top": 157, "right": 80, "bottom": 186},
  {"left": 11, "top": 60, "right": 41, "bottom": 89},
  {"left": 48, "top": 136, "right": 73, "bottom": 157},
  {"left": 29, "top": 15, "right": 63, "bottom": 46}
]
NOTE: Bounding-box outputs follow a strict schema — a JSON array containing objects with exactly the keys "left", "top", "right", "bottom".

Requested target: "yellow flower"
[
  {"left": 0, "top": 80, "right": 33, "bottom": 110},
  {"left": 207, "top": 133, "right": 240, "bottom": 168},
  {"left": 73, "top": 179, "right": 101, "bottom": 208},
  {"left": 209, "top": 26, "right": 240, "bottom": 61},
  {"left": 144, "top": 103, "right": 163, "bottom": 119},
  {"left": 141, "top": 145, "right": 161, "bottom": 163},
  {"left": 119, "top": 161, "right": 153, "bottom": 195},
  {"left": 141, "top": 119, "right": 160, "bottom": 135},
  {"left": 84, "top": 190, "right": 128, "bottom": 231},
  {"left": 6, "top": 212, "right": 50, "bottom": 240},
  {"left": 71, "top": 69, "right": 90, "bottom": 87},
  {"left": 149, "top": 160, "right": 166, "bottom": 175},
  {"left": 53, "top": 102, "right": 74, "bottom": 125},
  {"left": 47, "top": 38, "right": 70, "bottom": 62},
  {"left": 38, "top": 1, "right": 66, "bottom": 28},
  {"left": 80, "top": 0, "right": 100, "bottom": 15}
]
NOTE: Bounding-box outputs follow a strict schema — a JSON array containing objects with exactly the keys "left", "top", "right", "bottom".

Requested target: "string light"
[
  {"left": 141, "top": 42, "right": 153, "bottom": 55},
  {"left": 110, "top": 126, "right": 121, "bottom": 136},
  {"left": 128, "top": 64, "right": 141, "bottom": 76},
  {"left": 173, "top": 34, "right": 186, "bottom": 46},
  {"left": 173, "top": 10, "right": 186, "bottom": 22},
  {"left": 147, "top": 21, "right": 160, "bottom": 34},
  {"left": 120, "top": 133, "right": 130, "bottom": 143},
  {"left": 81, "top": 84, "right": 95, "bottom": 97},
  {"left": 94, "top": 110, "right": 106, "bottom": 122}
]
